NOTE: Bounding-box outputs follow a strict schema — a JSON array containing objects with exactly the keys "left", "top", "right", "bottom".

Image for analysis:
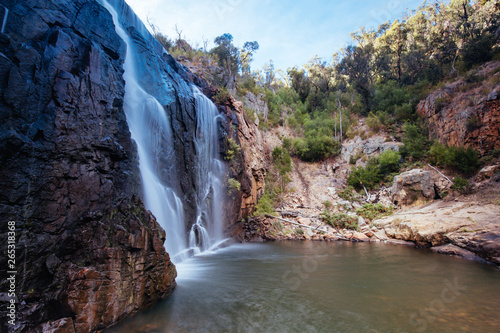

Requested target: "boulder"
[
  {"left": 391, "top": 169, "right": 436, "bottom": 206},
  {"left": 476, "top": 165, "right": 499, "bottom": 182}
]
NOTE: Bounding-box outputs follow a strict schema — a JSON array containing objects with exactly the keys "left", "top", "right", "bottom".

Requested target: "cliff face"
[
  {"left": 209, "top": 92, "right": 268, "bottom": 235},
  {"left": 417, "top": 61, "right": 500, "bottom": 153},
  {"left": 0, "top": 0, "right": 205, "bottom": 331}
]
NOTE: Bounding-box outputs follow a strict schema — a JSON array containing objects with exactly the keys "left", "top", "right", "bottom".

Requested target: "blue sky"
[{"left": 124, "top": 0, "right": 425, "bottom": 71}]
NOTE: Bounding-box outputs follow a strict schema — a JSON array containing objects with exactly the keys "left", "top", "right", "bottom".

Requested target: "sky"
[{"left": 124, "top": 0, "right": 426, "bottom": 71}]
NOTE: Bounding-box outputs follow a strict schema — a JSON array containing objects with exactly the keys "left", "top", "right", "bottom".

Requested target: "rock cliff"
[
  {"left": 417, "top": 61, "right": 500, "bottom": 152},
  {"left": 0, "top": 0, "right": 221, "bottom": 330}
]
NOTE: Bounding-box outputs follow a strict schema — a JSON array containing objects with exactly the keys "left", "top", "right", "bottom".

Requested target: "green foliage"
[
  {"left": 428, "top": 142, "right": 454, "bottom": 167},
  {"left": 347, "top": 150, "right": 401, "bottom": 190},
  {"left": 377, "top": 149, "right": 401, "bottom": 175},
  {"left": 462, "top": 34, "right": 495, "bottom": 70},
  {"left": 213, "top": 88, "right": 231, "bottom": 105},
  {"left": 451, "top": 175, "right": 472, "bottom": 195},
  {"left": 400, "top": 122, "right": 430, "bottom": 161},
  {"left": 253, "top": 193, "right": 276, "bottom": 217},
  {"left": 451, "top": 146, "right": 480, "bottom": 177},
  {"left": 227, "top": 178, "right": 241, "bottom": 196},
  {"left": 366, "top": 112, "right": 383, "bottom": 133},
  {"left": 243, "top": 106, "right": 256, "bottom": 123},
  {"left": 347, "top": 163, "right": 382, "bottom": 191},
  {"left": 337, "top": 186, "right": 359, "bottom": 202},
  {"left": 292, "top": 135, "right": 341, "bottom": 162},
  {"left": 225, "top": 138, "right": 241, "bottom": 161},
  {"left": 355, "top": 203, "right": 393, "bottom": 222},
  {"left": 294, "top": 228, "right": 305, "bottom": 236},
  {"left": 320, "top": 209, "right": 359, "bottom": 230},
  {"left": 429, "top": 142, "right": 480, "bottom": 176}
]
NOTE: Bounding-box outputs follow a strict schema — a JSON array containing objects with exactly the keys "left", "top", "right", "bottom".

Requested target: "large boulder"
[{"left": 391, "top": 169, "right": 437, "bottom": 206}]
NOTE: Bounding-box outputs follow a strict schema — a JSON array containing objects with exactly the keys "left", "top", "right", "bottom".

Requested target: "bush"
[
  {"left": 213, "top": 88, "right": 231, "bottom": 105},
  {"left": 451, "top": 146, "right": 480, "bottom": 177},
  {"left": 347, "top": 150, "right": 401, "bottom": 190},
  {"left": 355, "top": 203, "right": 393, "bottom": 222},
  {"left": 429, "top": 143, "right": 480, "bottom": 176},
  {"left": 366, "top": 112, "right": 383, "bottom": 133},
  {"left": 400, "top": 122, "right": 430, "bottom": 161},
  {"left": 292, "top": 135, "right": 341, "bottom": 162},
  {"left": 451, "top": 175, "right": 472, "bottom": 195},
  {"left": 225, "top": 138, "right": 241, "bottom": 161},
  {"left": 462, "top": 34, "right": 494, "bottom": 70},
  {"left": 428, "top": 142, "right": 454, "bottom": 167},
  {"left": 320, "top": 209, "right": 358, "bottom": 230},
  {"left": 337, "top": 186, "right": 359, "bottom": 202},
  {"left": 253, "top": 193, "right": 276, "bottom": 217},
  {"left": 377, "top": 150, "right": 401, "bottom": 175},
  {"left": 227, "top": 178, "right": 241, "bottom": 196}
]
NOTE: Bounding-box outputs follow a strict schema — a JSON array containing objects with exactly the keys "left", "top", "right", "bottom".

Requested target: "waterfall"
[
  {"left": 100, "top": 0, "right": 226, "bottom": 263},
  {"left": 190, "top": 89, "right": 226, "bottom": 253}
]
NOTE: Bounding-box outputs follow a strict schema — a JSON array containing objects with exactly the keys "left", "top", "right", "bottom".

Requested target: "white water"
[{"left": 100, "top": 0, "right": 226, "bottom": 264}]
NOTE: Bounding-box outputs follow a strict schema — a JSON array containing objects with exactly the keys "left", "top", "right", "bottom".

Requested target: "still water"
[{"left": 107, "top": 241, "right": 500, "bottom": 333}]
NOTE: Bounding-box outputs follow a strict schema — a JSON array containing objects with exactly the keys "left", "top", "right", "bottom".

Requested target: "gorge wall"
[
  {"left": 0, "top": 0, "right": 225, "bottom": 331},
  {"left": 417, "top": 61, "right": 500, "bottom": 152}
]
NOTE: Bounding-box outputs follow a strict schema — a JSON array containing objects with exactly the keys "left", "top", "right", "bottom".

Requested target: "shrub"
[
  {"left": 213, "top": 88, "right": 231, "bottom": 105},
  {"left": 428, "top": 142, "right": 454, "bottom": 167},
  {"left": 451, "top": 146, "right": 480, "bottom": 177},
  {"left": 355, "top": 203, "right": 393, "bottom": 222},
  {"left": 292, "top": 135, "right": 341, "bottom": 162},
  {"left": 227, "top": 178, "right": 241, "bottom": 196},
  {"left": 377, "top": 150, "right": 401, "bottom": 175},
  {"left": 337, "top": 186, "right": 359, "bottom": 202},
  {"left": 225, "top": 138, "right": 241, "bottom": 161},
  {"left": 253, "top": 193, "right": 276, "bottom": 217},
  {"left": 243, "top": 106, "right": 256, "bottom": 123},
  {"left": 320, "top": 209, "right": 358, "bottom": 230},
  {"left": 400, "top": 122, "right": 430, "bottom": 161},
  {"left": 451, "top": 175, "right": 472, "bottom": 195},
  {"left": 366, "top": 112, "right": 383, "bottom": 133},
  {"left": 347, "top": 150, "right": 401, "bottom": 190}
]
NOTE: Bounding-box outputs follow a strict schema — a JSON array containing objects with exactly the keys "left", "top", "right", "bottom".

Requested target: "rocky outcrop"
[
  {"left": 417, "top": 61, "right": 500, "bottom": 152},
  {"left": 375, "top": 199, "right": 500, "bottom": 264},
  {"left": 390, "top": 168, "right": 453, "bottom": 206},
  {"left": 0, "top": 0, "right": 187, "bottom": 331},
  {"left": 342, "top": 135, "right": 403, "bottom": 165},
  {"left": 214, "top": 93, "right": 268, "bottom": 230}
]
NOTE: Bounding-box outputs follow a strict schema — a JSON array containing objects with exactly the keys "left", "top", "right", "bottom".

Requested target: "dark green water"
[{"left": 107, "top": 241, "right": 500, "bottom": 333}]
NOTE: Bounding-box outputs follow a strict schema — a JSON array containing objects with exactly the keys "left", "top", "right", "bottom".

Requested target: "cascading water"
[
  {"left": 100, "top": 0, "right": 226, "bottom": 263},
  {"left": 189, "top": 89, "right": 227, "bottom": 254}
]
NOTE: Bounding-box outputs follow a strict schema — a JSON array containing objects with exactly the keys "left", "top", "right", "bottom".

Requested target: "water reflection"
[{"left": 107, "top": 242, "right": 500, "bottom": 333}]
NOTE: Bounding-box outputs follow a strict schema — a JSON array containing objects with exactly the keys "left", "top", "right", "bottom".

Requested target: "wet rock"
[
  {"left": 0, "top": 0, "right": 185, "bottom": 331},
  {"left": 431, "top": 244, "right": 488, "bottom": 262}
]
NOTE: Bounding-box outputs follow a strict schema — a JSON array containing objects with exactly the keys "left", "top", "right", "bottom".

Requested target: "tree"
[
  {"left": 288, "top": 67, "right": 310, "bottom": 102},
  {"left": 240, "top": 41, "right": 259, "bottom": 75},
  {"left": 210, "top": 33, "right": 240, "bottom": 87},
  {"left": 337, "top": 43, "right": 375, "bottom": 113}
]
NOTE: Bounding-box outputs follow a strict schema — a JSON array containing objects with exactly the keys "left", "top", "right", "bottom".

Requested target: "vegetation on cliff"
[{"left": 152, "top": 0, "right": 499, "bottom": 209}]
